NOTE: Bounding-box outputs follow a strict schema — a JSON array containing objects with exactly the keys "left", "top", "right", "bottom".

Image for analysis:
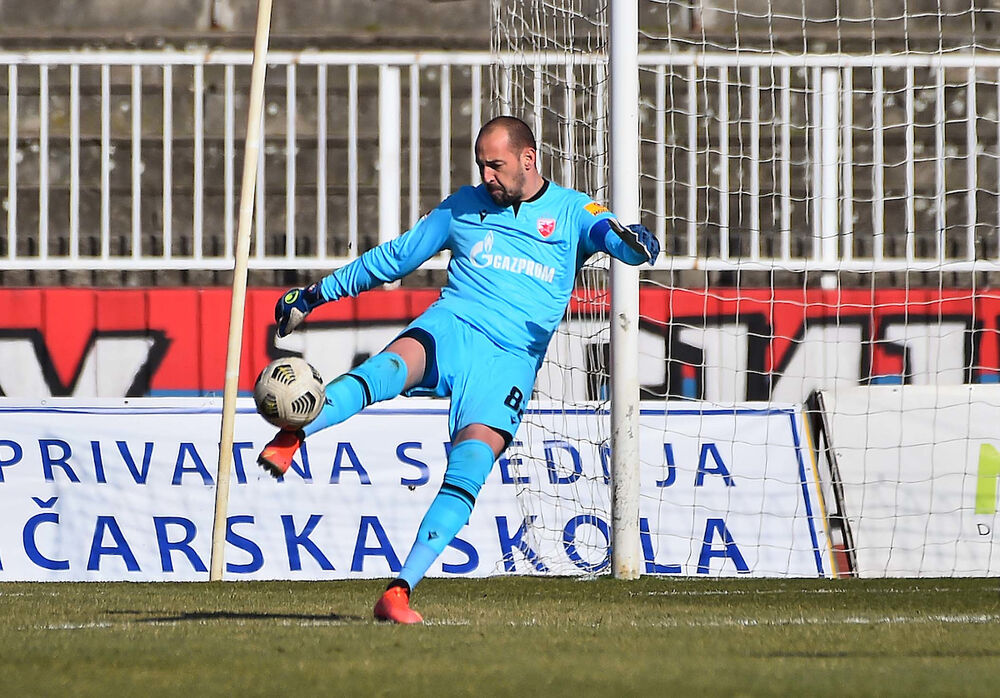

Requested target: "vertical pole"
[
  {"left": 687, "top": 63, "right": 698, "bottom": 259},
  {"left": 379, "top": 66, "right": 401, "bottom": 245},
  {"left": 718, "top": 66, "right": 729, "bottom": 259},
  {"left": 780, "top": 65, "right": 791, "bottom": 261},
  {"left": 749, "top": 67, "right": 760, "bottom": 260},
  {"left": 934, "top": 64, "right": 945, "bottom": 263},
  {"left": 904, "top": 65, "right": 915, "bottom": 262},
  {"left": 347, "top": 65, "right": 359, "bottom": 257},
  {"left": 39, "top": 65, "right": 48, "bottom": 261},
  {"left": 609, "top": 0, "right": 643, "bottom": 580},
  {"left": 210, "top": 0, "right": 273, "bottom": 581},
  {"left": 286, "top": 63, "right": 297, "bottom": 258},
  {"left": 130, "top": 64, "right": 141, "bottom": 261},
  {"left": 316, "top": 64, "right": 328, "bottom": 258},
  {"left": 440, "top": 65, "right": 452, "bottom": 202},
  {"left": 100, "top": 65, "right": 110, "bottom": 259},
  {"left": 563, "top": 63, "right": 576, "bottom": 189},
  {"left": 162, "top": 65, "right": 173, "bottom": 260},
  {"left": 841, "top": 66, "right": 853, "bottom": 261},
  {"left": 409, "top": 65, "right": 421, "bottom": 225},
  {"left": 654, "top": 65, "right": 666, "bottom": 245},
  {"left": 7, "top": 65, "right": 17, "bottom": 261},
  {"left": 193, "top": 64, "right": 205, "bottom": 260},
  {"left": 224, "top": 64, "right": 235, "bottom": 259},
  {"left": 873, "top": 66, "right": 885, "bottom": 263},
  {"left": 820, "top": 68, "right": 839, "bottom": 289},
  {"left": 966, "top": 67, "right": 977, "bottom": 262},
  {"left": 69, "top": 64, "right": 80, "bottom": 260},
  {"left": 471, "top": 64, "right": 482, "bottom": 182}
]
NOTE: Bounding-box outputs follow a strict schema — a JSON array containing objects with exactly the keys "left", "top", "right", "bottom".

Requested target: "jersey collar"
[{"left": 512, "top": 179, "right": 549, "bottom": 217}]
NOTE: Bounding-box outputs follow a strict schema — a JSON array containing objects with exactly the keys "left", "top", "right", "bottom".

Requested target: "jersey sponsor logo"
[
  {"left": 584, "top": 202, "right": 609, "bottom": 216},
  {"left": 469, "top": 231, "right": 556, "bottom": 283},
  {"left": 537, "top": 218, "right": 556, "bottom": 237},
  {"left": 469, "top": 230, "right": 496, "bottom": 268}
]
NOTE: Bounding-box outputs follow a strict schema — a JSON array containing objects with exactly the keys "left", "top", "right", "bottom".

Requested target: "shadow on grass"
[{"left": 106, "top": 610, "right": 367, "bottom": 624}]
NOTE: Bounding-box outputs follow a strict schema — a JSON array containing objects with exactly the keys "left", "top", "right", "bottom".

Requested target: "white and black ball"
[{"left": 253, "top": 357, "right": 325, "bottom": 430}]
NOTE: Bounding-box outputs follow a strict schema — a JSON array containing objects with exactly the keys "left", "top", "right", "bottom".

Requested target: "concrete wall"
[
  {"left": 0, "top": 1, "right": 992, "bottom": 47},
  {"left": 685, "top": 0, "right": 997, "bottom": 48},
  {"left": 0, "top": 0, "right": 492, "bottom": 44},
  {"left": 0, "top": 0, "right": 210, "bottom": 33},
  {"left": 217, "top": 0, "right": 490, "bottom": 38}
]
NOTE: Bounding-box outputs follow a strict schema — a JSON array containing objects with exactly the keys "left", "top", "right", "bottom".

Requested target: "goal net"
[
  {"left": 492, "top": 0, "right": 1000, "bottom": 577},
  {"left": 490, "top": 0, "right": 616, "bottom": 576}
]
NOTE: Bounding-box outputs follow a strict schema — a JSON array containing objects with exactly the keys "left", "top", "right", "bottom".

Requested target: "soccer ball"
[{"left": 253, "top": 357, "right": 325, "bottom": 430}]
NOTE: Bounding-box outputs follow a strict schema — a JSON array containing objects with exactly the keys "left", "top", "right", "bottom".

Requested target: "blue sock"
[
  {"left": 398, "top": 439, "right": 495, "bottom": 590},
  {"left": 304, "top": 352, "right": 409, "bottom": 437}
]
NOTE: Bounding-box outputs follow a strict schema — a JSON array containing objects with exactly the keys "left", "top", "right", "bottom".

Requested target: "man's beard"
[
  {"left": 488, "top": 188, "right": 518, "bottom": 207},
  {"left": 487, "top": 175, "right": 524, "bottom": 207}
]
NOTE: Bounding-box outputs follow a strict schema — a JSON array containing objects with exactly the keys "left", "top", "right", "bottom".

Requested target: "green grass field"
[{"left": 1, "top": 578, "right": 998, "bottom": 696}]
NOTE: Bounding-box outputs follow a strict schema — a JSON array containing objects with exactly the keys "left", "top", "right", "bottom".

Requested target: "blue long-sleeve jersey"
[{"left": 318, "top": 180, "right": 648, "bottom": 360}]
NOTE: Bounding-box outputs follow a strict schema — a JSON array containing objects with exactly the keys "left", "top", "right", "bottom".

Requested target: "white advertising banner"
[
  {"left": 823, "top": 385, "right": 1000, "bottom": 576},
  {"left": 0, "top": 398, "right": 831, "bottom": 580}
]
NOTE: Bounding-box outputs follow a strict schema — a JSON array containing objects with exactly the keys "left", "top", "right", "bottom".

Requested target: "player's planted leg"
[
  {"left": 373, "top": 583, "right": 423, "bottom": 624},
  {"left": 374, "top": 438, "right": 496, "bottom": 623},
  {"left": 257, "top": 351, "right": 410, "bottom": 478}
]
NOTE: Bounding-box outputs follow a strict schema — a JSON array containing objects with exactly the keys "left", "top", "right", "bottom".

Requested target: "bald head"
[
  {"left": 476, "top": 116, "right": 536, "bottom": 153},
  {"left": 475, "top": 116, "right": 543, "bottom": 206}
]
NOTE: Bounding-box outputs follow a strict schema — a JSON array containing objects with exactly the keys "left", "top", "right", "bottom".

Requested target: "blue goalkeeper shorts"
[{"left": 397, "top": 304, "right": 539, "bottom": 445}]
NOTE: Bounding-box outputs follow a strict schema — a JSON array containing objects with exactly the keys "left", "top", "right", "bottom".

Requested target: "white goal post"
[{"left": 607, "top": 0, "right": 643, "bottom": 579}]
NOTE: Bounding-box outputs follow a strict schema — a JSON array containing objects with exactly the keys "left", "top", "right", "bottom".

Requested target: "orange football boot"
[
  {"left": 373, "top": 585, "right": 423, "bottom": 624},
  {"left": 257, "top": 429, "right": 304, "bottom": 478}
]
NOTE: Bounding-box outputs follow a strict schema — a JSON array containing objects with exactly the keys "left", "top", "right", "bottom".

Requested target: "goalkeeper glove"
[
  {"left": 609, "top": 219, "right": 660, "bottom": 266},
  {"left": 275, "top": 282, "right": 324, "bottom": 337}
]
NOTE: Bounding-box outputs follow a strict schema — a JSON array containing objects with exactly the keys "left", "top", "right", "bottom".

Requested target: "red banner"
[{"left": 0, "top": 287, "right": 997, "bottom": 399}]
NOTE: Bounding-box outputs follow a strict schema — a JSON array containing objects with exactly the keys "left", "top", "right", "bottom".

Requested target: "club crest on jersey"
[{"left": 537, "top": 218, "right": 556, "bottom": 237}]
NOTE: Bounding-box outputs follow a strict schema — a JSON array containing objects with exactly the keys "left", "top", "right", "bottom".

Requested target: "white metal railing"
[
  {"left": 0, "top": 51, "right": 499, "bottom": 271},
  {"left": 2, "top": 49, "right": 1000, "bottom": 273},
  {"left": 640, "top": 51, "right": 1000, "bottom": 272}
]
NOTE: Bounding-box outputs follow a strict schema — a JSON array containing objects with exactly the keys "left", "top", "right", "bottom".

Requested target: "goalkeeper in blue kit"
[{"left": 259, "top": 116, "right": 659, "bottom": 623}]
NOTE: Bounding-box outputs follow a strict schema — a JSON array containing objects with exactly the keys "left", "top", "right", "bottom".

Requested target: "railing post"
[
  {"left": 379, "top": 65, "right": 402, "bottom": 246},
  {"left": 820, "top": 67, "right": 840, "bottom": 287}
]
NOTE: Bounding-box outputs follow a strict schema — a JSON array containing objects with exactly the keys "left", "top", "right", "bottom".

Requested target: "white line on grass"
[
  {"left": 639, "top": 586, "right": 1000, "bottom": 597},
  {"left": 641, "top": 613, "right": 1000, "bottom": 628}
]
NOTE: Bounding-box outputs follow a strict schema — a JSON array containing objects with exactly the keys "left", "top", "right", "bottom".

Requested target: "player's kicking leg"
[
  {"left": 373, "top": 424, "right": 504, "bottom": 624},
  {"left": 257, "top": 427, "right": 305, "bottom": 478},
  {"left": 257, "top": 337, "right": 427, "bottom": 477}
]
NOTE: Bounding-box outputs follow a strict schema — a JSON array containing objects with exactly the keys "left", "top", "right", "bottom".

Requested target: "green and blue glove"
[{"left": 275, "top": 282, "right": 325, "bottom": 337}]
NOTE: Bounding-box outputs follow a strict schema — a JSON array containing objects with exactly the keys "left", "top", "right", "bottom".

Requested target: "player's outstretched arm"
[
  {"left": 589, "top": 218, "right": 661, "bottom": 266},
  {"left": 274, "top": 204, "right": 453, "bottom": 337}
]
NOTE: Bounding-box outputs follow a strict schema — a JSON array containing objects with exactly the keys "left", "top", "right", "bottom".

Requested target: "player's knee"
[
  {"left": 443, "top": 438, "right": 496, "bottom": 501},
  {"left": 453, "top": 423, "right": 507, "bottom": 455},
  {"left": 348, "top": 351, "right": 409, "bottom": 405}
]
